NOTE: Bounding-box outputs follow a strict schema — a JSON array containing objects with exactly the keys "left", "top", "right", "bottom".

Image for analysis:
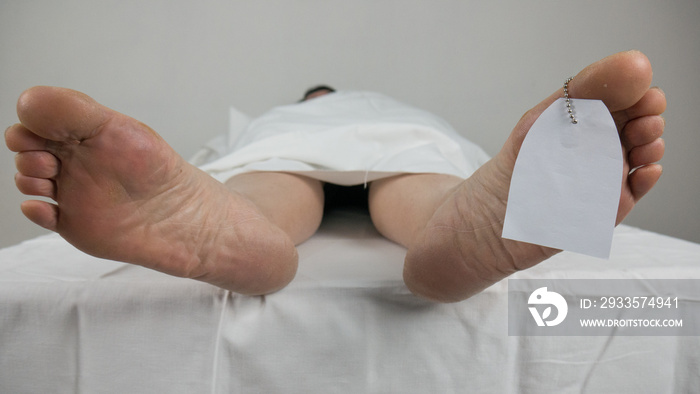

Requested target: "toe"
[
  {"left": 613, "top": 87, "right": 667, "bottom": 128},
  {"left": 629, "top": 138, "right": 665, "bottom": 169},
  {"left": 5, "top": 124, "right": 49, "bottom": 152},
  {"left": 20, "top": 200, "right": 59, "bottom": 231},
  {"left": 16, "top": 86, "right": 108, "bottom": 142},
  {"left": 15, "top": 151, "right": 60, "bottom": 179},
  {"left": 629, "top": 164, "right": 663, "bottom": 201},
  {"left": 15, "top": 173, "right": 56, "bottom": 199},
  {"left": 616, "top": 163, "right": 663, "bottom": 224},
  {"left": 623, "top": 87, "right": 666, "bottom": 118},
  {"left": 621, "top": 115, "right": 665, "bottom": 149},
  {"left": 504, "top": 51, "right": 658, "bottom": 159},
  {"left": 568, "top": 50, "right": 654, "bottom": 112}
]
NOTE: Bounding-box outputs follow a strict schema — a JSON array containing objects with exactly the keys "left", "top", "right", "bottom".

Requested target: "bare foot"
[
  {"left": 404, "top": 51, "right": 666, "bottom": 302},
  {"left": 5, "top": 87, "right": 298, "bottom": 295}
]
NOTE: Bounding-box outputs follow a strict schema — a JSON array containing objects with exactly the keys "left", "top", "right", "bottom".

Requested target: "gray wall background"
[{"left": 1, "top": 0, "right": 698, "bottom": 249}]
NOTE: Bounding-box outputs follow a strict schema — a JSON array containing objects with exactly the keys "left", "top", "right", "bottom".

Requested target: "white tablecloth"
[{"left": 1, "top": 209, "right": 699, "bottom": 393}]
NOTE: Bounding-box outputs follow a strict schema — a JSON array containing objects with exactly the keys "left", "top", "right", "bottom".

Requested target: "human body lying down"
[{"left": 5, "top": 50, "right": 666, "bottom": 302}]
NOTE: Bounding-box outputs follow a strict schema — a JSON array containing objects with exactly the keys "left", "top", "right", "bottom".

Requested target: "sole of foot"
[
  {"left": 6, "top": 86, "right": 298, "bottom": 295},
  {"left": 404, "top": 50, "right": 666, "bottom": 302}
]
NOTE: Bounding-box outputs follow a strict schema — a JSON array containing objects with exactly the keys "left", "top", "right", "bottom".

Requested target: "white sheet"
[
  {"left": 199, "top": 91, "right": 491, "bottom": 185},
  {"left": 1, "top": 209, "right": 700, "bottom": 393}
]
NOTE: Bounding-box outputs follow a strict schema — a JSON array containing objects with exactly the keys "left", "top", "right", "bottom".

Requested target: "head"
[{"left": 300, "top": 85, "right": 336, "bottom": 102}]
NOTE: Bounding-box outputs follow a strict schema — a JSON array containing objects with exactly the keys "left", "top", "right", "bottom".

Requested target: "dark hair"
[{"left": 301, "top": 85, "right": 336, "bottom": 101}]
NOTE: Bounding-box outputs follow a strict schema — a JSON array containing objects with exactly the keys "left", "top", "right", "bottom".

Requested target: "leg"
[
  {"left": 5, "top": 86, "right": 303, "bottom": 295},
  {"left": 371, "top": 51, "right": 666, "bottom": 302},
  {"left": 369, "top": 173, "right": 462, "bottom": 248},
  {"left": 225, "top": 172, "right": 324, "bottom": 246}
]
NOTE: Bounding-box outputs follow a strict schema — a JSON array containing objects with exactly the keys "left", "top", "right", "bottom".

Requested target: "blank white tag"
[{"left": 502, "top": 98, "right": 622, "bottom": 258}]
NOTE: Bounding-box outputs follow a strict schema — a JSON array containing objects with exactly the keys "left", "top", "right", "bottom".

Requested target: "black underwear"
[{"left": 323, "top": 183, "right": 370, "bottom": 214}]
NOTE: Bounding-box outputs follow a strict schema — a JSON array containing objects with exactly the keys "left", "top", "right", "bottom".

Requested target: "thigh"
[
  {"left": 368, "top": 173, "right": 463, "bottom": 248},
  {"left": 225, "top": 172, "right": 325, "bottom": 245}
]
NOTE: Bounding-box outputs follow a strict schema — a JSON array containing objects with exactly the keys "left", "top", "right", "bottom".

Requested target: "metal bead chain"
[{"left": 564, "top": 77, "right": 578, "bottom": 124}]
